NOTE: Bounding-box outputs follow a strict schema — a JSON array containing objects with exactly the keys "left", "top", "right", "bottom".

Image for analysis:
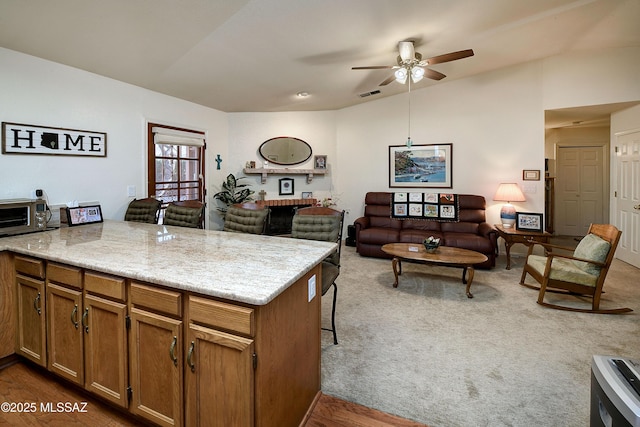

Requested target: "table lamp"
[{"left": 493, "top": 183, "right": 526, "bottom": 228}]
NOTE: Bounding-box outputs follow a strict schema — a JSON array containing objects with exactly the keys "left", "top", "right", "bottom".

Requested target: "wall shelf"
[{"left": 243, "top": 168, "right": 327, "bottom": 184}]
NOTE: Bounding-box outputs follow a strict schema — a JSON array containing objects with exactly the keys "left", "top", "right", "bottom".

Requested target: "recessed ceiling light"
[{"left": 296, "top": 91, "right": 309, "bottom": 98}]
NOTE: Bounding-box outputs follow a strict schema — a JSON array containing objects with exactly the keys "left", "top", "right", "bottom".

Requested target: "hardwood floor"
[{"left": 0, "top": 361, "right": 428, "bottom": 426}]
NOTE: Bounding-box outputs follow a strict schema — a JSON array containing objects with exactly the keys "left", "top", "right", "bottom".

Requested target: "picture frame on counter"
[
  {"left": 279, "top": 178, "right": 294, "bottom": 196},
  {"left": 301, "top": 191, "right": 313, "bottom": 199},
  {"left": 515, "top": 212, "right": 543, "bottom": 232},
  {"left": 66, "top": 205, "right": 104, "bottom": 226}
]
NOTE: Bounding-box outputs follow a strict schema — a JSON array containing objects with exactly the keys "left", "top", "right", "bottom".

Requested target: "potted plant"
[{"left": 213, "top": 173, "right": 255, "bottom": 214}]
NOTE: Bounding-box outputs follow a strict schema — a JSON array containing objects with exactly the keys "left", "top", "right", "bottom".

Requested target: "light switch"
[{"left": 127, "top": 185, "right": 136, "bottom": 197}]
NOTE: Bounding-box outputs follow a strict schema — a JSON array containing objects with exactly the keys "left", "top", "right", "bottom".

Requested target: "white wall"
[
  {"left": 2, "top": 45, "right": 638, "bottom": 232},
  {"left": 0, "top": 47, "right": 229, "bottom": 226}
]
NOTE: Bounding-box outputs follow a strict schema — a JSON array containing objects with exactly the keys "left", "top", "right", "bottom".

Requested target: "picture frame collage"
[{"left": 391, "top": 192, "right": 459, "bottom": 222}]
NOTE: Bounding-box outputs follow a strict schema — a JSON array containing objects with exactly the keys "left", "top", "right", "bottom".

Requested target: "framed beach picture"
[{"left": 389, "top": 143, "right": 453, "bottom": 188}]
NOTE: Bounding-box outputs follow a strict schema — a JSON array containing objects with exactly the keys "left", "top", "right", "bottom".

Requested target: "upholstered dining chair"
[
  {"left": 291, "top": 206, "right": 345, "bottom": 344},
  {"left": 163, "top": 200, "right": 204, "bottom": 229},
  {"left": 223, "top": 202, "right": 270, "bottom": 234},
  {"left": 519, "top": 223, "right": 630, "bottom": 314},
  {"left": 124, "top": 197, "right": 162, "bottom": 224}
]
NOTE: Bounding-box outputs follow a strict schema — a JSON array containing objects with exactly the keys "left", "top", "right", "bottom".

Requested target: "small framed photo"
[
  {"left": 301, "top": 191, "right": 313, "bottom": 199},
  {"left": 66, "top": 205, "right": 103, "bottom": 226},
  {"left": 279, "top": 178, "right": 294, "bottom": 195},
  {"left": 516, "top": 212, "right": 544, "bottom": 232},
  {"left": 523, "top": 169, "right": 540, "bottom": 181},
  {"left": 314, "top": 155, "right": 327, "bottom": 169}
]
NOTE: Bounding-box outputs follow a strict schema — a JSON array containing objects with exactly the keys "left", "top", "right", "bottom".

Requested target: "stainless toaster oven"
[{"left": 0, "top": 198, "right": 48, "bottom": 237}]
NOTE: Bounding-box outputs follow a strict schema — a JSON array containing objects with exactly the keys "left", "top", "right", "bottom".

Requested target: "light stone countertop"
[{"left": 0, "top": 220, "right": 337, "bottom": 305}]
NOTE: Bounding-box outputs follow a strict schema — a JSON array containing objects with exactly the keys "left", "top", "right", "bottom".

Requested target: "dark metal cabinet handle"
[
  {"left": 71, "top": 304, "right": 79, "bottom": 329},
  {"left": 187, "top": 341, "right": 195, "bottom": 372},
  {"left": 82, "top": 307, "right": 89, "bottom": 333},
  {"left": 33, "top": 292, "right": 41, "bottom": 315},
  {"left": 169, "top": 336, "right": 178, "bottom": 366}
]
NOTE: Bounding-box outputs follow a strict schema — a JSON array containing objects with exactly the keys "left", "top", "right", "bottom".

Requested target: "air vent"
[{"left": 359, "top": 90, "right": 381, "bottom": 98}]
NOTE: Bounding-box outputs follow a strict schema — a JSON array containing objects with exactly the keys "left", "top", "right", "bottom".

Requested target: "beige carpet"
[{"left": 319, "top": 243, "right": 640, "bottom": 426}]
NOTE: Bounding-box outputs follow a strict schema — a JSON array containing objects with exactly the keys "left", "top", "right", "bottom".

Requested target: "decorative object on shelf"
[
  {"left": 321, "top": 197, "right": 336, "bottom": 208},
  {"left": 213, "top": 173, "right": 254, "bottom": 214},
  {"left": 314, "top": 155, "right": 327, "bottom": 169},
  {"left": 279, "top": 178, "right": 294, "bottom": 196},
  {"left": 2, "top": 122, "right": 107, "bottom": 157},
  {"left": 523, "top": 169, "right": 540, "bottom": 181},
  {"left": 493, "top": 183, "right": 526, "bottom": 228},
  {"left": 242, "top": 167, "right": 326, "bottom": 184},
  {"left": 389, "top": 143, "right": 453, "bottom": 188},
  {"left": 516, "top": 212, "right": 544, "bottom": 232},
  {"left": 259, "top": 136, "right": 312, "bottom": 166},
  {"left": 302, "top": 192, "right": 313, "bottom": 199},
  {"left": 423, "top": 236, "right": 441, "bottom": 253}
]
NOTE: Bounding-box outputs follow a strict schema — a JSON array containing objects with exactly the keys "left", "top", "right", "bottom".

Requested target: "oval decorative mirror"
[{"left": 258, "top": 136, "right": 312, "bottom": 166}]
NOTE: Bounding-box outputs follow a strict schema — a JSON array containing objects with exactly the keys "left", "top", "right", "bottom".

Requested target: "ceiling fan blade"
[
  {"left": 352, "top": 65, "right": 394, "bottom": 70},
  {"left": 398, "top": 41, "right": 415, "bottom": 62},
  {"left": 379, "top": 75, "right": 396, "bottom": 86},
  {"left": 425, "top": 68, "right": 446, "bottom": 81},
  {"left": 424, "top": 49, "right": 474, "bottom": 66}
]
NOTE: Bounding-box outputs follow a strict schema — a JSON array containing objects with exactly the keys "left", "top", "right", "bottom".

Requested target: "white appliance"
[{"left": 591, "top": 355, "right": 640, "bottom": 426}]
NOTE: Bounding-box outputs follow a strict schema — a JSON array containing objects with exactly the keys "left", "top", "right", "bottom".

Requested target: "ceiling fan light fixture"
[
  {"left": 395, "top": 68, "right": 408, "bottom": 84},
  {"left": 411, "top": 67, "right": 425, "bottom": 83}
]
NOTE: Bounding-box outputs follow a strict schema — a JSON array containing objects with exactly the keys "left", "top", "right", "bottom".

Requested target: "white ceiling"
[{"left": 0, "top": 0, "right": 638, "bottom": 116}]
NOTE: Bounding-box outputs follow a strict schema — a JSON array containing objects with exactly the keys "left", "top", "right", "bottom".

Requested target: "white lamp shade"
[{"left": 395, "top": 68, "right": 408, "bottom": 84}]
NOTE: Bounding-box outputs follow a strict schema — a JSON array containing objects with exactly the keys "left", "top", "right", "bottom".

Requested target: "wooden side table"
[{"left": 494, "top": 224, "right": 551, "bottom": 269}]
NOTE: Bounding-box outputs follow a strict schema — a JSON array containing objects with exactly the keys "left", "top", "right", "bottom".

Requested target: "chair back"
[
  {"left": 292, "top": 207, "right": 344, "bottom": 266},
  {"left": 223, "top": 203, "right": 270, "bottom": 234},
  {"left": 164, "top": 200, "right": 204, "bottom": 228},
  {"left": 124, "top": 198, "right": 161, "bottom": 224},
  {"left": 585, "top": 223, "right": 622, "bottom": 280}
]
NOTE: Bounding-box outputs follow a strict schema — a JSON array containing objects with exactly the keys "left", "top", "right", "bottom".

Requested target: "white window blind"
[{"left": 152, "top": 127, "right": 205, "bottom": 147}]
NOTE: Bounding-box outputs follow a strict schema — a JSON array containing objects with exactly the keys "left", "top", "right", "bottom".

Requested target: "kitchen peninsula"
[{"left": 0, "top": 220, "right": 336, "bottom": 426}]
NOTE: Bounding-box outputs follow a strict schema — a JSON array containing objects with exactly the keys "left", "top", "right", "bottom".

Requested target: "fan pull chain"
[{"left": 406, "top": 77, "right": 412, "bottom": 148}]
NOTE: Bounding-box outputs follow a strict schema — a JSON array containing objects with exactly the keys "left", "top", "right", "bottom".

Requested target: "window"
[{"left": 147, "top": 123, "right": 206, "bottom": 222}]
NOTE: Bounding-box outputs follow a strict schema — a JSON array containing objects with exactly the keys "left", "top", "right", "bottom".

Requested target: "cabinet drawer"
[
  {"left": 47, "top": 263, "right": 82, "bottom": 289},
  {"left": 85, "top": 271, "right": 125, "bottom": 301},
  {"left": 189, "top": 296, "right": 254, "bottom": 337},
  {"left": 14, "top": 255, "right": 45, "bottom": 279},
  {"left": 130, "top": 281, "right": 182, "bottom": 317}
]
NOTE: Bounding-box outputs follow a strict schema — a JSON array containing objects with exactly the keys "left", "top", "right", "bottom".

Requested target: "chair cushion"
[
  {"left": 572, "top": 233, "right": 611, "bottom": 275},
  {"left": 164, "top": 205, "right": 202, "bottom": 228},
  {"left": 291, "top": 214, "right": 341, "bottom": 265},
  {"left": 223, "top": 206, "right": 269, "bottom": 234},
  {"left": 527, "top": 254, "right": 598, "bottom": 287},
  {"left": 124, "top": 199, "right": 160, "bottom": 224}
]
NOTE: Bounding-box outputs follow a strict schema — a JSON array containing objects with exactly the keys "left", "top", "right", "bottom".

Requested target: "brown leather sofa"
[{"left": 354, "top": 192, "right": 497, "bottom": 268}]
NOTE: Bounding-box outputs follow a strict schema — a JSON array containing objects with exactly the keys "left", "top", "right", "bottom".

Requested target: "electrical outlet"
[
  {"left": 127, "top": 185, "right": 136, "bottom": 197},
  {"left": 308, "top": 275, "right": 316, "bottom": 302}
]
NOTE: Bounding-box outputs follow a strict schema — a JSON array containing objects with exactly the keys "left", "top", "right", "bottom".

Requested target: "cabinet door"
[
  {"left": 16, "top": 274, "right": 46, "bottom": 367},
  {"left": 185, "top": 323, "right": 254, "bottom": 427},
  {"left": 83, "top": 293, "right": 128, "bottom": 408},
  {"left": 129, "top": 307, "right": 183, "bottom": 427},
  {"left": 46, "top": 283, "right": 84, "bottom": 385}
]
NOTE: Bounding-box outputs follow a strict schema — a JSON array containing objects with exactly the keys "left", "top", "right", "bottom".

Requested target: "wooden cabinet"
[
  {"left": 83, "top": 271, "right": 128, "bottom": 408},
  {"left": 15, "top": 255, "right": 46, "bottom": 367},
  {"left": 128, "top": 282, "right": 183, "bottom": 427},
  {"left": 185, "top": 296, "right": 255, "bottom": 427},
  {"left": 46, "top": 263, "right": 84, "bottom": 385}
]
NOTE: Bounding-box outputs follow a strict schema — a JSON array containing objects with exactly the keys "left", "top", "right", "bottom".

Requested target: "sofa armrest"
[
  {"left": 354, "top": 216, "right": 370, "bottom": 231},
  {"left": 478, "top": 222, "right": 495, "bottom": 237}
]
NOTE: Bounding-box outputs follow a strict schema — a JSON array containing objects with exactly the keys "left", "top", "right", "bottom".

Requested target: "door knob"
[{"left": 634, "top": 205, "right": 640, "bottom": 210}]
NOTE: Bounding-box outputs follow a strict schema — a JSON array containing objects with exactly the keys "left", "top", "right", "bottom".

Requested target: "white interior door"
[
  {"left": 613, "top": 130, "right": 640, "bottom": 268},
  {"left": 555, "top": 145, "right": 607, "bottom": 236}
]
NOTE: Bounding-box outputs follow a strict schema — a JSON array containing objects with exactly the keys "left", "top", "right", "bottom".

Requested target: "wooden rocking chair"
[{"left": 519, "top": 224, "right": 631, "bottom": 314}]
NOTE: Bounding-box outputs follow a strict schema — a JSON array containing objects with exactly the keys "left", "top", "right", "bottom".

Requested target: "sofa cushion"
[
  {"left": 441, "top": 222, "right": 479, "bottom": 234},
  {"left": 358, "top": 227, "right": 401, "bottom": 246},
  {"left": 401, "top": 219, "right": 441, "bottom": 232},
  {"left": 572, "top": 233, "right": 611, "bottom": 275},
  {"left": 442, "top": 232, "right": 495, "bottom": 254}
]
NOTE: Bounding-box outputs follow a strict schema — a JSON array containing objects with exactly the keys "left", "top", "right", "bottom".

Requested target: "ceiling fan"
[{"left": 352, "top": 41, "right": 474, "bottom": 86}]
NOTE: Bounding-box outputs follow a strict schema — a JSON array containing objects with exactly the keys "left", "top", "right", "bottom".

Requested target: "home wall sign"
[{"left": 2, "top": 122, "right": 107, "bottom": 157}]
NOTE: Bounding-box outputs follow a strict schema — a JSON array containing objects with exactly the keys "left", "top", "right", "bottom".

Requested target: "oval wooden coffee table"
[{"left": 381, "top": 243, "right": 488, "bottom": 298}]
